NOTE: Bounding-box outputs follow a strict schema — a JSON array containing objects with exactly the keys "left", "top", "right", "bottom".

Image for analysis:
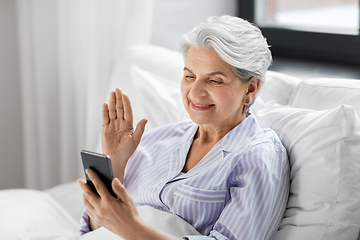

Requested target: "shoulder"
[
  {"left": 250, "top": 127, "right": 287, "bottom": 156},
  {"left": 228, "top": 116, "right": 289, "bottom": 178},
  {"left": 249, "top": 114, "right": 286, "bottom": 154},
  {"left": 224, "top": 114, "right": 286, "bottom": 155}
]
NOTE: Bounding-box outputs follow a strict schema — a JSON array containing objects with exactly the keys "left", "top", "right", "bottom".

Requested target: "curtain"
[{"left": 16, "top": 0, "right": 153, "bottom": 190}]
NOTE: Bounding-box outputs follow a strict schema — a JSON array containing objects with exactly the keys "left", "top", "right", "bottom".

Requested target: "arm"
[
  {"left": 101, "top": 88, "right": 147, "bottom": 183},
  {"left": 78, "top": 169, "right": 183, "bottom": 240},
  {"left": 84, "top": 88, "right": 147, "bottom": 232}
]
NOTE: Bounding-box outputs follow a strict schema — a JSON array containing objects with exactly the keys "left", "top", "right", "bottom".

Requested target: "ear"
[{"left": 243, "top": 77, "right": 261, "bottom": 105}]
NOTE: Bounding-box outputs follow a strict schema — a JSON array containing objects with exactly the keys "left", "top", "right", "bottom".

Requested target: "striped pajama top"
[{"left": 80, "top": 113, "right": 290, "bottom": 240}]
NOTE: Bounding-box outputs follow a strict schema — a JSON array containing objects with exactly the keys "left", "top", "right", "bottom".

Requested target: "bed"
[{"left": 1, "top": 45, "right": 359, "bottom": 240}]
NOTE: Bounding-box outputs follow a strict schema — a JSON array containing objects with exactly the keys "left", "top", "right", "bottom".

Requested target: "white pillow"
[
  {"left": 128, "top": 44, "right": 184, "bottom": 84},
  {"left": 97, "top": 45, "right": 185, "bottom": 152},
  {"left": 45, "top": 181, "right": 84, "bottom": 222},
  {"left": 0, "top": 189, "right": 79, "bottom": 239},
  {"left": 130, "top": 64, "right": 188, "bottom": 131},
  {"left": 289, "top": 78, "right": 360, "bottom": 115},
  {"left": 253, "top": 103, "right": 360, "bottom": 240},
  {"left": 258, "top": 70, "right": 302, "bottom": 105},
  {"left": 108, "top": 44, "right": 184, "bottom": 101}
]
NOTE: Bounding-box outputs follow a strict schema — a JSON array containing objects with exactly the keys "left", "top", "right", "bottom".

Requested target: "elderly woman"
[{"left": 78, "top": 15, "right": 289, "bottom": 240}]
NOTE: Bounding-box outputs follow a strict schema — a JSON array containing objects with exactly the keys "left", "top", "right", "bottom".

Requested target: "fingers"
[
  {"left": 83, "top": 169, "right": 112, "bottom": 201},
  {"left": 121, "top": 93, "right": 133, "bottom": 124},
  {"left": 78, "top": 178, "right": 94, "bottom": 198},
  {"left": 104, "top": 88, "right": 134, "bottom": 127},
  {"left": 102, "top": 103, "right": 110, "bottom": 126},
  {"left": 115, "top": 88, "right": 124, "bottom": 120},
  {"left": 112, "top": 178, "right": 135, "bottom": 207},
  {"left": 133, "top": 118, "right": 148, "bottom": 144},
  {"left": 108, "top": 91, "right": 117, "bottom": 120},
  {"left": 78, "top": 179, "right": 98, "bottom": 213},
  {"left": 106, "top": 88, "right": 132, "bottom": 122},
  {"left": 82, "top": 193, "right": 95, "bottom": 214}
]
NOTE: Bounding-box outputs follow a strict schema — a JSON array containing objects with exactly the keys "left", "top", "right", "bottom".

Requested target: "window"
[
  {"left": 238, "top": 0, "right": 360, "bottom": 64},
  {"left": 256, "top": 0, "right": 359, "bottom": 35}
]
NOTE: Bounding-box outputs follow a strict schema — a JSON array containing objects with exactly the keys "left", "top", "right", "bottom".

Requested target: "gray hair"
[{"left": 180, "top": 15, "right": 272, "bottom": 112}]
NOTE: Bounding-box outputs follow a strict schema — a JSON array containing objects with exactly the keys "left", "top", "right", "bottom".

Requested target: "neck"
[{"left": 196, "top": 112, "right": 247, "bottom": 143}]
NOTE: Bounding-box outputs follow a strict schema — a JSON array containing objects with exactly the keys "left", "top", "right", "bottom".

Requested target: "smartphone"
[{"left": 80, "top": 150, "right": 117, "bottom": 198}]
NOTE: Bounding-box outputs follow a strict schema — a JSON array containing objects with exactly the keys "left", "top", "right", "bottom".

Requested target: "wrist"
[{"left": 89, "top": 216, "right": 101, "bottom": 231}]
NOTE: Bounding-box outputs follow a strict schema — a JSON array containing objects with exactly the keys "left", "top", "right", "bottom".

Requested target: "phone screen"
[{"left": 80, "top": 150, "right": 117, "bottom": 198}]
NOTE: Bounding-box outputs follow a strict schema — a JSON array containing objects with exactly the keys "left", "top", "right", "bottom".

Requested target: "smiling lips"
[{"left": 191, "top": 101, "right": 214, "bottom": 111}]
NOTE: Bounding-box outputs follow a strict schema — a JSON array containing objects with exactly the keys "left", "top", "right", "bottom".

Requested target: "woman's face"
[{"left": 181, "top": 46, "right": 256, "bottom": 130}]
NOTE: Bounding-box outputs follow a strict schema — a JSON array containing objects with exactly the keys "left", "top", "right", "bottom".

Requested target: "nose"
[{"left": 189, "top": 79, "right": 207, "bottom": 98}]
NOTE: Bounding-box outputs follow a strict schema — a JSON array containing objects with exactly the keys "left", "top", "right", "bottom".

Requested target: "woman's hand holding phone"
[
  {"left": 78, "top": 168, "right": 143, "bottom": 236},
  {"left": 101, "top": 88, "right": 147, "bottom": 183}
]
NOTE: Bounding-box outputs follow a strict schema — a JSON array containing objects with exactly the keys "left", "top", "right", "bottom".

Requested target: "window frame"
[{"left": 237, "top": 0, "right": 360, "bottom": 64}]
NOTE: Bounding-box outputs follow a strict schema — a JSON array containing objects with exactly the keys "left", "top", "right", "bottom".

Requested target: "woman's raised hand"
[{"left": 101, "top": 88, "right": 147, "bottom": 182}]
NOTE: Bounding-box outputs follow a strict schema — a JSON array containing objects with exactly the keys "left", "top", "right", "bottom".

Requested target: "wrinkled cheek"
[{"left": 180, "top": 82, "right": 190, "bottom": 109}]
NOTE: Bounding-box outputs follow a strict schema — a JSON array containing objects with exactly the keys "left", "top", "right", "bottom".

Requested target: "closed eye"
[{"left": 210, "top": 80, "right": 223, "bottom": 84}]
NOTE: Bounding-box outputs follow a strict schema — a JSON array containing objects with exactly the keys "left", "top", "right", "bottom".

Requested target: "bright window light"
[{"left": 255, "top": 0, "right": 359, "bottom": 35}]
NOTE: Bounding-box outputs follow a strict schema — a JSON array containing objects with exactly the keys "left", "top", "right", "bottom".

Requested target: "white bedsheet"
[
  {"left": 0, "top": 189, "right": 79, "bottom": 240},
  {"left": 0, "top": 188, "right": 200, "bottom": 240}
]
